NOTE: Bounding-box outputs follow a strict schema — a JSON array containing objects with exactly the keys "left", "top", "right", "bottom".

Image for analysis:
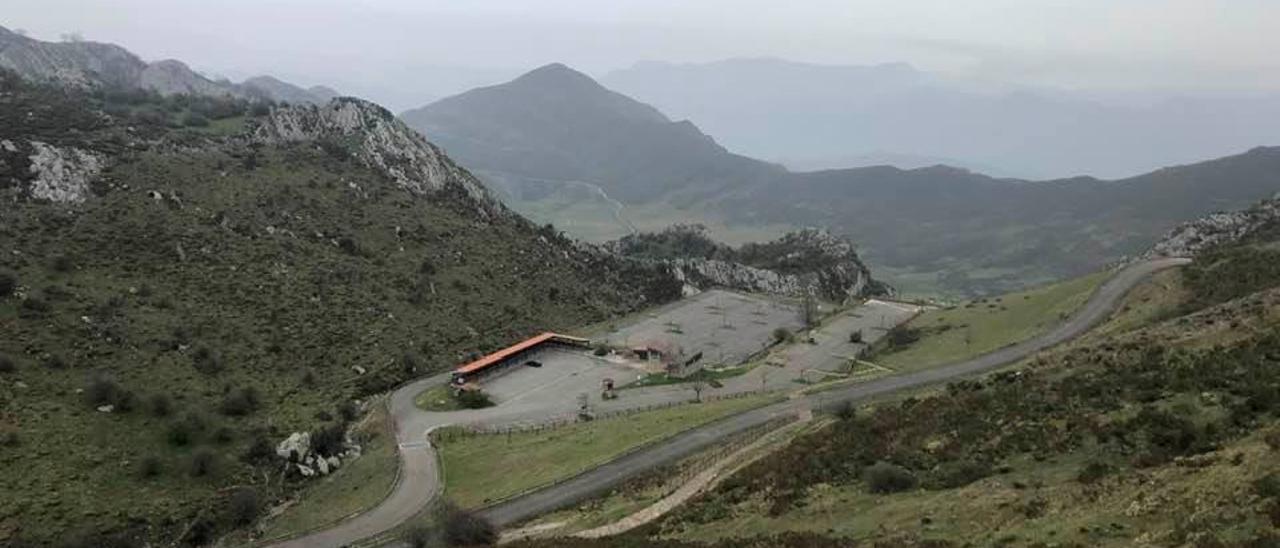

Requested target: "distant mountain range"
[
  {"left": 402, "top": 64, "right": 1280, "bottom": 296},
  {"left": 601, "top": 58, "right": 1280, "bottom": 179},
  {"left": 0, "top": 25, "right": 338, "bottom": 103}
]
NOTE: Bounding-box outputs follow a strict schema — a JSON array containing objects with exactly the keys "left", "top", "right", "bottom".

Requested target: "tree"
[
  {"left": 849, "top": 330, "right": 863, "bottom": 344},
  {"left": 864, "top": 461, "right": 917, "bottom": 493},
  {"left": 772, "top": 327, "right": 793, "bottom": 344},
  {"left": 799, "top": 292, "right": 819, "bottom": 328},
  {"left": 690, "top": 379, "right": 710, "bottom": 403},
  {"left": 228, "top": 488, "right": 261, "bottom": 525}
]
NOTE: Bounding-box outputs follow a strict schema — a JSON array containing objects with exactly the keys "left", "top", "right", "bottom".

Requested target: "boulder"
[
  {"left": 96, "top": 405, "right": 114, "bottom": 413},
  {"left": 275, "top": 432, "right": 311, "bottom": 461},
  {"left": 316, "top": 456, "right": 330, "bottom": 475},
  {"left": 296, "top": 464, "right": 315, "bottom": 477},
  {"left": 326, "top": 456, "right": 342, "bottom": 471}
]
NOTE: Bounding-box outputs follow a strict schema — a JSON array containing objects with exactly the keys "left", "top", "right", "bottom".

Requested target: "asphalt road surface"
[
  {"left": 272, "top": 257, "right": 1187, "bottom": 546},
  {"left": 478, "top": 257, "right": 1189, "bottom": 527}
]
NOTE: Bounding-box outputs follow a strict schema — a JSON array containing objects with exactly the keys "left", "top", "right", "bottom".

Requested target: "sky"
[{"left": 5, "top": 0, "right": 1280, "bottom": 110}]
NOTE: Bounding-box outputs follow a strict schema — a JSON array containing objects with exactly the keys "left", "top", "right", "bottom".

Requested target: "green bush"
[
  {"left": 86, "top": 375, "right": 121, "bottom": 407},
  {"left": 1256, "top": 473, "right": 1280, "bottom": 500},
  {"left": 456, "top": 389, "right": 495, "bottom": 409},
  {"left": 149, "top": 393, "right": 173, "bottom": 417},
  {"left": 189, "top": 449, "right": 216, "bottom": 477},
  {"left": 1076, "top": 460, "right": 1113, "bottom": 484},
  {"left": 138, "top": 456, "right": 162, "bottom": 478},
  {"left": 593, "top": 343, "right": 610, "bottom": 356},
  {"left": 863, "top": 462, "right": 917, "bottom": 494},
  {"left": 219, "top": 387, "right": 259, "bottom": 416},
  {"left": 404, "top": 524, "right": 434, "bottom": 548},
  {"left": 0, "top": 355, "right": 15, "bottom": 373},
  {"left": 228, "top": 488, "right": 261, "bottom": 525},
  {"left": 0, "top": 271, "right": 15, "bottom": 297},
  {"left": 772, "top": 327, "right": 793, "bottom": 343},
  {"left": 182, "top": 113, "right": 209, "bottom": 127},
  {"left": 442, "top": 503, "right": 496, "bottom": 546}
]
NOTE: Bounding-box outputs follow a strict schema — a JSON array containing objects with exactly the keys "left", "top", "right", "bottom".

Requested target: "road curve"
[
  {"left": 274, "top": 257, "right": 1187, "bottom": 545},
  {"left": 478, "top": 257, "right": 1190, "bottom": 526}
]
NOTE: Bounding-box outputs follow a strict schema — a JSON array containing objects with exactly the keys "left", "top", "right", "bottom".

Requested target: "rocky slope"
[
  {"left": 0, "top": 25, "right": 336, "bottom": 103},
  {"left": 0, "top": 66, "right": 685, "bottom": 546},
  {"left": 1146, "top": 194, "right": 1280, "bottom": 258},
  {"left": 611, "top": 226, "right": 889, "bottom": 302}
]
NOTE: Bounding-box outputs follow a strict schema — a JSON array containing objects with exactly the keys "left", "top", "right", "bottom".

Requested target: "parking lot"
[{"left": 603, "top": 289, "right": 803, "bottom": 367}]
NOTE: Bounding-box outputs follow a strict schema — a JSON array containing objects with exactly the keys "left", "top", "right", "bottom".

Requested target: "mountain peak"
[{"left": 510, "top": 62, "right": 601, "bottom": 90}]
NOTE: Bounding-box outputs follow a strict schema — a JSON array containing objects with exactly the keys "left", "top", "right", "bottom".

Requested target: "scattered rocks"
[
  {"left": 275, "top": 432, "right": 311, "bottom": 461},
  {"left": 1147, "top": 195, "right": 1280, "bottom": 258},
  {"left": 26, "top": 141, "right": 104, "bottom": 204}
]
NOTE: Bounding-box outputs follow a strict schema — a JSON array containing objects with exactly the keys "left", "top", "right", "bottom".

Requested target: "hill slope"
[
  {"left": 0, "top": 68, "right": 683, "bottom": 545},
  {"left": 401, "top": 64, "right": 1280, "bottom": 296}
]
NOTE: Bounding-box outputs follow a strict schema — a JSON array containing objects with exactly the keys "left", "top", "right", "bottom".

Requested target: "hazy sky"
[{"left": 6, "top": 0, "right": 1279, "bottom": 110}]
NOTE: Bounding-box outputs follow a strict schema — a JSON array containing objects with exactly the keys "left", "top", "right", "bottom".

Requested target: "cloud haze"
[{"left": 5, "top": 0, "right": 1279, "bottom": 109}]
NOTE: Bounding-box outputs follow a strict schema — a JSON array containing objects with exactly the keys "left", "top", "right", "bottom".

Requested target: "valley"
[{"left": 1, "top": 12, "right": 1280, "bottom": 548}]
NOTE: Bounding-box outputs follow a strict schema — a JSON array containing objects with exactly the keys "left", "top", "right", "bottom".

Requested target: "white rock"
[
  {"left": 326, "top": 456, "right": 342, "bottom": 470},
  {"left": 96, "top": 405, "right": 114, "bottom": 413},
  {"left": 275, "top": 432, "right": 311, "bottom": 461},
  {"left": 316, "top": 456, "right": 330, "bottom": 475},
  {"left": 352, "top": 365, "right": 367, "bottom": 375},
  {"left": 27, "top": 141, "right": 104, "bottom": 204},
  {"left": 297, "top": 464, "right": 315, "bottom": 477}
]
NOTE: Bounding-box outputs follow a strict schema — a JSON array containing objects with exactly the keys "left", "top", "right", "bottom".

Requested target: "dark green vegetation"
[
  {"left": 402, "top": 63, "right": 1280, "bottom": 296},
  {"left": 507, "top": 533, "right": 900, "bottom": 548},
  {"left": 0, "top": 71, "right": 679, "bottom": 545}
]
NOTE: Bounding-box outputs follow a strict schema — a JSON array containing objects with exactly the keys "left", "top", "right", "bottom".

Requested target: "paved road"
[
  {"left": 273, "top": 257, "right": 1187, "bottom": 545},
  {"left": 478, "top": 257, "right": 1190, "bottom": 527}
]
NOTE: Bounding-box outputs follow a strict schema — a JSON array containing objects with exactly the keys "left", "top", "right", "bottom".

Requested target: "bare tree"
[
  {"left": 799, "top": 292, "right": 819, "bottom": 328},
  {"left": 690, "top": 379, "right": 709, "bottom": 402}
]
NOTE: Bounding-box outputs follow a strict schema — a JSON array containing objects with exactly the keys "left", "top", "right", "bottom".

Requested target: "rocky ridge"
[
  {"left": 1146, "top": 194, "right": 1280, "bottom": 258},
  {"left": 0, "top": 25, "right": 335, "bottom": 103},
  {"left": 252, "top": 98, "right": 501, "bottom": 211}
]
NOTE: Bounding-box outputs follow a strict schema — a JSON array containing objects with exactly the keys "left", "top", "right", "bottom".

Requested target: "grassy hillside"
[
  {"left": 873, "top": 270, "right": 1110, "bottom": 372},
  {"left": 0, "top": 72, "right": 679, "bottom": 546}
]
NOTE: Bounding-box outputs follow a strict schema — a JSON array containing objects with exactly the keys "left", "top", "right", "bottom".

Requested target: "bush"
[
  {"left": 149, "top": 393, "right": 173, "bottom": 417},
  {"left": 772, "top": 327, "right": 793, "bottom": 343},
  {"left": 190, "top": 449, "right": 217, "bottom": 477},
  {"left": 849, "top": 330, "right": 863, "bottom": 344},
  {"left": 228, "top": 488, "right": 261, "bottom": 525},
  {"left": 593, "top": 343, "right": 610, "bottom": 356},
  {"left": 44, "top": 354, "right": 67, "bottom": 369},
  {"left": 404, "top": 525, "right": 433, "bottom": 548},
  {"left": 863, "top": 461, "right": 917, "bottom": 494},
  {"left": 931, "top": 459, "right": 992, "bottom": 489},
  {"left": 50, "top": 254, "right": 75, "bottom": 273},
  {"left": 312, "top": 423, "right": 346, "bottom": 457},
  {"left": 0, "top": 355, "right": 15, "bottom": 373},
  {"left": 442, "top": 504, "right": 497, "bottom": 547},
  {"left": 192, "top": 347, "right": 223, "bottom": 375},
  {"left": 220, "top": 386, "right": 259, "bottom": 416},
  {"left": 0, "top": 271, "right": 15, "bottom": 297},
  {"left": 456, "top": 389, "right": 494, "bottom": 410},
  {"left": 242, "top": 435, "right": 275, "bottom": 464},
  {"left": 1, "top": 431, "right": 20, "bottom": 448},
  {"left": 86, "top": 375, "right": 120, "bottom": 407},
  {"left": 19, "top": 297, "right": 50, "bottom": 318},
  {"left": 337, "top": 401, "right": 359, "bottom": 422},
  {"left": 1076, "top": 460, "right": 1113, "bottom": 484},
  {"left": 1256, "top": 473, "right": 1280, "bottom": 500},
  {"left": 138, "top": 456, "right": 162, "bottom": 478},
  {"left": 888, "top": 325, "right": 921, "bottom": 348},
  {"left": 1266, "top": 427, "right": 1280, "bottom": 451}
]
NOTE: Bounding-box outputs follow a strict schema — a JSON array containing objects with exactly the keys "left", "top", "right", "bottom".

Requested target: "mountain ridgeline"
[
  {"left": 402, "top": 64, "right": 1280, "bottom": 296},
  {"left": 0, "top": 25, "right": 337, "bottom": 104}
]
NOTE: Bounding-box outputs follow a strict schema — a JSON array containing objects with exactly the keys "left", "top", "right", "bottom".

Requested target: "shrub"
[
  {"left": 888, "top": 325, "right": 921, "bottom": 348},
  {"left": 1, "top": 431, "right": 20, "bottom": 448},
  {"left": 212, "top": 426, "right": 234, "bottom": 444},
  {"left": 1256, "top": 473, "right": 1280, "bottom": 500},
  {"left": 442, "top": 503, "right": 497, "bottom": 547},
  {"left": 772, "top": 327, "right": 793, "bottom": 343},
  {"left": 593, "top": 343, "right": 610, "bottom": 356},
  {"left": 228, "top": 488, "right": 261, "bottom": 525},
  {"left": 190, "top": 449, "right": 216, "bottom": 477},
  {"left": 86, "top": 375, "right": 120, "bottom": 407},
  {"left": 312, "top": 423, "right": 345, "bottom": 456},
  {"left": 404, "top": 525, "right": 434, "bottom": 548},
  {"left": 1266, "top": 427, "right": 1280, "bottom": 451},
  {"left": 456, "top": 389, "right": 494, "bottom": 410},
  {"left": 0, "top": 271, "right": 15, "bottom": 297},
  {"left": 19, "top": 297, "right": 50, "bottom": 318},
  {"left": 337, "top": 401, "right": 359, "bottom": 422},
  {"left": 167, "top": 421, "right": 193, "bottom": 446},
  {"left": 192, "top": 347, "right": 223, "bottom": 375},
  {"left": 50, "top": 254, "right": 75, "bottom": 273},
  {"left": 835, "top": 401, "right": 857, "bottom": 421},
  {"left": 863, "top": 461, "right": 917, "bottom": 494},
  {"left": 220, "top": 386, "right": 259, "bottom": 416},
  {"left": 44, "top": 354, "right": 67, "bottom": 369},
  {"left": 1077, "top": 460, "right": 1113, "bottom": 484},
  {"left": 931, "top": 459, "right": 992, "bottom": 489},
  {"left": 138, "top": 456, "right": 162, "bottom": 478},
  {"left": 849, "top": 330, "right": 863, "bottom": 343},
  {"left": 149, "top": 393, "right": 173, "bottom": 417},
  {"left": 0, "top": 355, "right": 15, "bottom": 373},
  {"left": 242, "top": 435, "right": 274, "bottom": 464}
]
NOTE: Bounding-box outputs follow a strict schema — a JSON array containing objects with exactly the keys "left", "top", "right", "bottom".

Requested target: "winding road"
[{"left": 271, "top": 257, "right": 1188, "bottom": 547}]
